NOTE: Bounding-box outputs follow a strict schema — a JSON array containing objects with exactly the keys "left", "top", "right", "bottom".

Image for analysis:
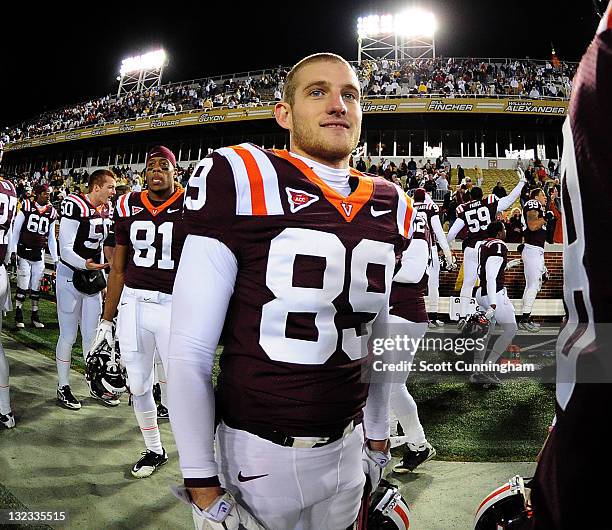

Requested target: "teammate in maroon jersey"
[
  {"left": 10, "top": 184, "right": 58, "bottom": 329},
  {"left": 0, "top": 178, "right": 18, "bottom": 428},
  {"left": 388, "top": 209, "right": 437, "bottom": 473},
  {"left": 168, "top": 53, "right": 413, "bottom": 530},
  {"left": 92, "top": 146, "right": 186, "bottom": 478},
  {"left": 447, "top": 173, "right": 526, "bottom": 328},
  {"left": 519, "top": 188, "right": 553, "bottom": 332},
  {"left": 55, "top": 170, "right": 115, "bottom": 410},
  {"left": 470, "top": 221, "right": 518, "bottom": 386},
  {"left": 412, "top": 188, "right": 456, "bottom": 327},
  {"left": 522, "top": 5, "right": 612, "bottom": 528}
]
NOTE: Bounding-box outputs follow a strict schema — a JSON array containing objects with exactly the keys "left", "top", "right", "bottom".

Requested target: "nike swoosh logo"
[
  {"left": 167, "top": 208, "right": 180, "bottom": 214},
  {"left": 238, "top": 472, "right": 269, "bottom": 483},
  {"left": 371, "top": 207, "right": 392, "bottom": 217}
]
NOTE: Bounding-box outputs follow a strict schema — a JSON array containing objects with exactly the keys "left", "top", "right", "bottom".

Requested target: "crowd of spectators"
[
  {"left": 356, "top": 57, "right": 576, "bottom": 99},
  {"left": 3, "top": 57, "right": 575, "bottom": 143}
]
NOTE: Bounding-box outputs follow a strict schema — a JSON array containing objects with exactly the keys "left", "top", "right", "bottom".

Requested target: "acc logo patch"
[
  {"left": 285, "top": 187, "right": 319, "bottom": 213},
  {"left": 131, "top": 206, "right": 144, "bottom": 215}
]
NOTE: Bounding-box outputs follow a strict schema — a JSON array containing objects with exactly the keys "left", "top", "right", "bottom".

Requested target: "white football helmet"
[
  {"left": 474, "top": 475, "right": 532, "bottom": 529},
  {"left": 368, "top": 479, "right": 411, "bottom": 530}
]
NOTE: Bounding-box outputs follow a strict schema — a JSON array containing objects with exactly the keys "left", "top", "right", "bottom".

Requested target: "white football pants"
[
  {"left": 0, "top": 265, "right": 11, "bottom": 414},
  {"left": 521, "top": 244, "right": 545, "bottom": 314},
  {"left": 426, "top": 246, "right": 441, "bottom": 314},
  {"left": 459, "top": 246, "right": 479, "bottom": 318},
  {"left": 55, "top": 263, "right": 102, "bottom": 387},
  {"left": 116, "top": 287, "right": 171, "bottom": 405},
  {"left": 475, "top": 287, "right": 518, "bottom": 365},
  {"left": 388, "top": 315, "right": 429, "bottom": 446},
  {"left": 216, "top": 421, "right": 365, "bottom": 530},
  {"left": 16, "top": 255, "right": 45, "bottom": 292}
]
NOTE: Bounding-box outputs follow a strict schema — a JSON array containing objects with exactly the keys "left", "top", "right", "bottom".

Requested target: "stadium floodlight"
[
  {"left": 357, "top": 10, "right": 437, "bottom": 62},
  {"left": 119, "top": 49, "right": 167, "bottom": 77},
  {"left": 117, "top": 49, "right": 167, "bottom": 97}
]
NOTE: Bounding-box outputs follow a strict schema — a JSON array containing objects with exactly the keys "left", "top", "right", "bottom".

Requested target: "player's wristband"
[{"left": 184, "top": 476, "right": 221, "bottom": 488}]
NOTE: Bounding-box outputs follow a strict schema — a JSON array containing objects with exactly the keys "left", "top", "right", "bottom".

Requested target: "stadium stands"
[{"left": 2, "top": 57, "right": 576, "bottom": 144}]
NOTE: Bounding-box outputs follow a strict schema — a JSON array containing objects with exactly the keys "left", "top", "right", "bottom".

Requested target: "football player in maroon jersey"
[
  {"left": 519, "top": 188, "right": 553, "bottom": 332},
  {"left": 10, "top": 184, "right": 59, "bottom": 329},
  {"left": 447, "top": 173, "right": 526, "bottom": 329},
  {"left": 0, "top": 178, "right": 18, "bottom": 428},
  {"left": 55, "top": 170, "right": 115, "bottom": 410},
  {"left": 470, "top": 221, "right": 517, "bottom": 386},
  {"left": 388, "top": 210, "right": 437, "bottom": 473},
  {"left": 92, "top": 146, "right": 185, "bottom": 478},
  {"left": 168, "top": 53, "right": 413, "bottom": 530},
  {"left": 522, "top": 4, "right": 612, "bottom": 528}
]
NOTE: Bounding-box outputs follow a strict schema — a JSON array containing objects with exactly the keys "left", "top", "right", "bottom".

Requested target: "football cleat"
[
  {"left": 469, "top": 372, "right": 502, "bottom": 387},
  {"left": 0, "top": 411, "right": 15, "bottom": 429},
  {"left": 15, "top": 308, "right": 24, "bottom": 329},
  {"left": 519, "top": 317, "right": 540, "bottom": 333},
  {"left": 457, "top": 317, "right": 467, "bottom": 331},
  {"left": 157, "top": 404, "right": 169, "bottom": 420},
  {"left": 57, "top": 385, "right": 81, "bottom": 410},
  {"left": 131, "top": 448, "right": 168, "bottom": 478},
  {"left": 31, "top": 311, "right": 45, "bottom": 329},
  {"left": 474, "top": 475, "right": 532, "bottom": 529},
  {"left": 428, "top": 320, "right": 441, "bottom": 329},
  {"left": 89, "top": 387, "right": 121, "bottom": 407},
  {"left": 393, "top": 442, "right": 437, "bottom": 473}
]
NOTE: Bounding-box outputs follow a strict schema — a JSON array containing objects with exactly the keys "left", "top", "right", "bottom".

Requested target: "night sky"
[{"left": 1, "top": 0, "right": 601, "bottom": 128}]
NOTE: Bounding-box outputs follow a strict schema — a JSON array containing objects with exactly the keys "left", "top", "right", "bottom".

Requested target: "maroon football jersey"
[
  {"left": 0, "top": 180, "right": 18, "bottom": 263},
  {"left": 456, "top": 196, "right": 499, "bottom": 249},
  {"left": 389, "top": 211, "right": 431, "bottom": 323},
  {"left": 60, "top": 193, "right": 113, "bottom": 263},
  {"left": 522, "top": 199, "right": 547, "bottom": 247},
  {"left": 183, "top": 143, "right": 413, "bottom": 435},
  {"left": 115, "top": 189, "right": 186, "bottom": 295},
  {"left": 17, "top": 199, "right": 58, "bottom": 250},
  {"left": 478, "top": 238, "right": 508, "bottom": 296},
  {"left": 414, "top": 201, "right": 441, "bottom": 245}
]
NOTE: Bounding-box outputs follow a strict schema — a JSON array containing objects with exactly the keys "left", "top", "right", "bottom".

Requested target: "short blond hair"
[{"left": 283, "top": 53, "right": 354, "bottom": 106}]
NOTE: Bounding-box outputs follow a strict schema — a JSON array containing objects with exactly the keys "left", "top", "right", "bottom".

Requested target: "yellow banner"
[{"left": 5, "top": 98, "right": 567, "bottom": 152}]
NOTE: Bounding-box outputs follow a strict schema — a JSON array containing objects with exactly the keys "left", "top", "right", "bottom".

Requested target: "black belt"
[{"left": 223, "top": 418, "right": 361, "bottom": 449}]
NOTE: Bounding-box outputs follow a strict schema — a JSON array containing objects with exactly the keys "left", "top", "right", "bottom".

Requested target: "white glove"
[
  {"left": 171, "top": 486, "right": 267, "bottom": 530},
  {"left": 484, "top": 307, "right": 496, "bottom": 321},
  {"left": 91, "top": 319, "right": 114, "bottom": 353},
  {"left": 505, "top": 258, "right": 522, "bottom": 271},
  {"left": 362, "top": 442, "right": 391, "bottom": 490},
  {"left": 516, "top": 167, "right": 527, "bottom": 183},
  {"left": 443, "top": 253, "right": 458, "bottom": 272}
]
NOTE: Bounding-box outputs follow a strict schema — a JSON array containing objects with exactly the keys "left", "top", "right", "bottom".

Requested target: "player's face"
[
  {"left": 277, "top": 61, "right": 362, "bottom": 168},
  {"left": 95, "top": 176, "right": 116, "bottom": 205},
  {"left": 37, "top": 191, "right": 49, "bottom": 204},
  {"left": 146, "top": 157, "right": 175, "bottom": 198},
  {"left": 536, "top": 190, "right": 547, "bottom": 206}
]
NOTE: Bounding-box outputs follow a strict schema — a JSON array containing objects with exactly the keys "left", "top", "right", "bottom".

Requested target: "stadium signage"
[
  {"left": 362, "top": 103, "right": 398, "bottom": 112},
  {"left": 428, "top": 100, "right": 474, "bottom": 112},
  {"left": 150, "top": 119, "right": 181, "bottom": 128},
  {"left": 4, "top": 98, "right": 568, "bottom": 152},
  {"left": 198, "top": 113, "right": 226, "bottom": 123},
  {"left": 505, "top": 101, "right": 565, "bottom": 115}
]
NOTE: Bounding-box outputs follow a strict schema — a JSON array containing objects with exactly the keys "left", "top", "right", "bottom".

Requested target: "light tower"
[
  {"left": 357, "top": 10, "right": 437, "bottom": 63},
  {"left": 116, "top": 49, "right": 168, "bottom": 97}
]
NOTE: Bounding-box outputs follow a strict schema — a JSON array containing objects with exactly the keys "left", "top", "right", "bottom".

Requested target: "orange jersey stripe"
[{"left": 231, "top": 145, "right": 268, "bottom": 215}]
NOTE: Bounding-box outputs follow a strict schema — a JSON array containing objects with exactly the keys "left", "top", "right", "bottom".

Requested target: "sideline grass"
[{"left": 5, "top": 294, "right": 553, "bottom": 462}]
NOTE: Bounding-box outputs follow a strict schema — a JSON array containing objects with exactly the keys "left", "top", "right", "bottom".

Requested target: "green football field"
[{"left": 4, "top": 294, "right": 554, "bottom": 463}]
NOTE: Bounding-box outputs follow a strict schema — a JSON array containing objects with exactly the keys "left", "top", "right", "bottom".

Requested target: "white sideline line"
[{"left": 520, "top": 339, "right": 557, "bottom": 352}]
